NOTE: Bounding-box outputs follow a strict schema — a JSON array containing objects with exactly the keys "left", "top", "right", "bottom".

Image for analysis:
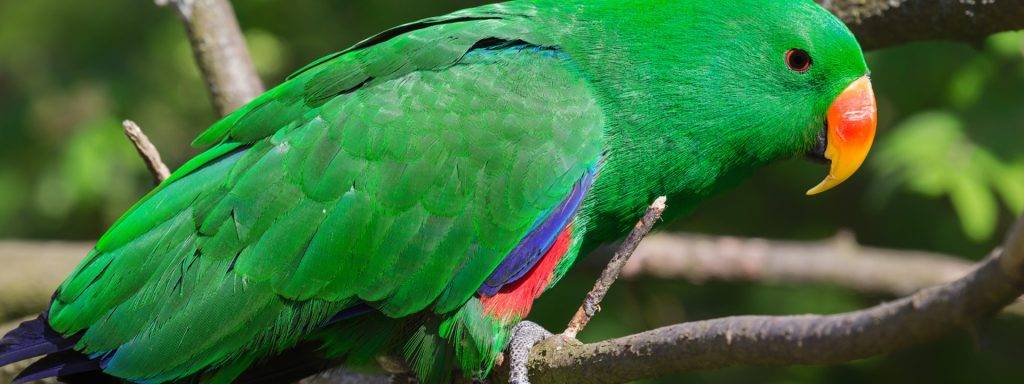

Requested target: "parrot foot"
[{"left": 507, "top": 321, "right": 553, "bottom": 384}]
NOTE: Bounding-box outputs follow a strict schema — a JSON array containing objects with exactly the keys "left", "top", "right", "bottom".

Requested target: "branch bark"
[
  {"left": 122, "top": 120, "right": 171, "bottom": 183},
  {"left": 520, "top": 218, "right": 1024, "bottom": 384},
  {"left": 612, "top": 232, "right": 1024, "bottom": 315},
  {"left": 156, "top": 0, "right": 264, "bottom": 116},
  {"left": 564, "top": 197, "right": 667, "bottom": 339},
  {"left": 820, "top": 0, "right": 1024, "bottom": 50}
]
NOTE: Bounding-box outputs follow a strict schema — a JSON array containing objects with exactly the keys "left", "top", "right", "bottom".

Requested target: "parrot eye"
[{"left": 785, "top": 49, "right": 812, "bottom": 73}]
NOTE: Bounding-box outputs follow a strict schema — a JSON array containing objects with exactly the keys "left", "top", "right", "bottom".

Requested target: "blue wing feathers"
[{"left": 478, "top": 168, "right": 595, "bottom": 296}]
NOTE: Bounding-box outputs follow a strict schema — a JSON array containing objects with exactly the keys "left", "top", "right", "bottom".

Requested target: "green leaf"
[
  {"left": 947, "top": 57, "right": 994, "bottom": 109},
  {"left": 949, "top": 172, "right": 997, "bottom": 241},
  {"left": 871, "top": 111, "right": 1018, "bottom": 241},
  {"left": 986, "top": 31, "right": 1024, "bottom": 59},
  {"left": 994, "top": 162, "right": 1024, "bottom": 215}
]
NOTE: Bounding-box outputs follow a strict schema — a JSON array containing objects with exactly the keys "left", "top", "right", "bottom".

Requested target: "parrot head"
[
  {"left": 748, "top": 1, "right": 879, "bottom": 196},
  {"left": 557, "top": 0, "right": 877, "bottom": 197}
]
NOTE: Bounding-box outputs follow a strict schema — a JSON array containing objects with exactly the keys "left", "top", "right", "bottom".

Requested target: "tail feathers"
[
  {"left": 12, "top": 349, "right": 102, "bottom": 384},
  {"left": 0, "top": 314, "right": 78, "bottom": 368}
]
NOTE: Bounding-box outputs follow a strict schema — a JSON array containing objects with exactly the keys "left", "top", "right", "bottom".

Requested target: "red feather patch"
[{"left": 480, "top": 225, "right": 572, "bottom": 321}]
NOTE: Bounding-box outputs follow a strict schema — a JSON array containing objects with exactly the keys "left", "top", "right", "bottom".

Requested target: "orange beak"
[{"left": 806, "top": 76, "right": 877, "bottom": 195}]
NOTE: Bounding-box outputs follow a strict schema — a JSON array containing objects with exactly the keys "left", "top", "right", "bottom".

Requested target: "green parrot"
[{"left": 0, "top": 0, "right": 877, "bottom": 383}]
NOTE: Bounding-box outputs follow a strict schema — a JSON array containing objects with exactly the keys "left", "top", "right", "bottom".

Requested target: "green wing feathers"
[{"left": 46, "top": 4, "right": 605, "bottom": 382}]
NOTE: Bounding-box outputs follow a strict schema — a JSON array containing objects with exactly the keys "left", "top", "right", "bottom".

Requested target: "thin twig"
[
  {"left": 121, "top": 120, "right": 171, "bottom": 183},
  {"left": 563, "top": 196, "right": 667, "bottom": 339}
]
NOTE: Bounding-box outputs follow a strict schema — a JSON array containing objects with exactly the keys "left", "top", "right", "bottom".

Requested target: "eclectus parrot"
[{"left": 0, "top": 0, "right": 877, "bottom": 383}]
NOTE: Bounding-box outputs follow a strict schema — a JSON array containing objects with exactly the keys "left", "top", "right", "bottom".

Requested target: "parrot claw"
[{"left": 507, "top": 321, "right": 553, "bottom": 384}]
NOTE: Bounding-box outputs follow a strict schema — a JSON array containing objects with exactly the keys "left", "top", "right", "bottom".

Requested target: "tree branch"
[
  {"left": 156, "top": 0, "right": 264, "bottom": 116},
  {"left": 520, "top": 218, "right": 1024, "bottom": 384},
  {"left": 122, "top": 120, "right": 171, "bottom": 183},
  {"left": 612, "top": 232, "right": 1024, "bottom": 315},
  {"left": 820, "top": 0, "right": 1024, "bottom": 50},
  {"left": 565, "top": 197, "right": 667, "bottom": 339}
]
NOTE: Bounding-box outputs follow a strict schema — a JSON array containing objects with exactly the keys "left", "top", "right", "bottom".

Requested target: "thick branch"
[
  {"left": 522, "top": 218, "right": 1024, "bottom": 384},
  {"left": 822, "top": 0, "right": 1024, "bottom": 50},
  {"left": 156, "top": 0, "right": 264, "bottom": 116},
  {"left": 564, "top": 197, "right": 667, "bottom": 338},
  {"left": 619, "top": 232, "right": 965, "bottom": 290},
  {"left": 613, "top": 232, "right": 1024, "bottom": 315}
]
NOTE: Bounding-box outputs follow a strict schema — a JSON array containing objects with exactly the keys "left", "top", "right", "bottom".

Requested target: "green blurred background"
[{"left": 0, "top": 1, "right": 1022, "bottom": 383}]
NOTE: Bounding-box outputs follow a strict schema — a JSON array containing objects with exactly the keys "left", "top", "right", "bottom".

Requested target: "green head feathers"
[{"left": 552, "top": 0, "right": 867, "bottom": 158}]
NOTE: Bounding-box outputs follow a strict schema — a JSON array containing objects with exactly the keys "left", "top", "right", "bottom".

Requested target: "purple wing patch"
[
  {"left": 0, "top": 313, "right": 78, "bottom": 368},
  {"left": 13, "top": 349, "right": 103, "bottom": 384},
  {"left": 478, "top": 168, "right": 595, "bottom": 296},
  {"left": 0, "top": 312, "right": 105, "bottom": 383}
]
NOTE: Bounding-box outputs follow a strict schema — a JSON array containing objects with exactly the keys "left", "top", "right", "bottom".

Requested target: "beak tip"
[{"left": 805, "top": 181, "right": 832, "bottom": 196}]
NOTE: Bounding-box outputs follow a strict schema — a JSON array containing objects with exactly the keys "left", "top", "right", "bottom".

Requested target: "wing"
[{"left": 32, "top": 4, "right": 604, "bottom": 382}]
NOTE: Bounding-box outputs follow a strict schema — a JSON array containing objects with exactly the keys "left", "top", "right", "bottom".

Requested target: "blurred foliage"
[
  {"left": 0, "top": 1, "right": 1022, "bottom": 383},
  {"left": 871, "top": 32, "right": 1024, "bottom": 241},
  {"left": 873, "top": 112, "right": 1024, "bottom": 240}
]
